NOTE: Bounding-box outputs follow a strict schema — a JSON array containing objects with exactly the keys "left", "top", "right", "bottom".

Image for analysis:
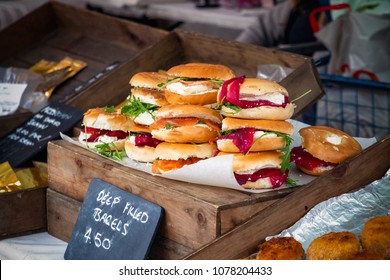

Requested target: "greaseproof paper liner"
[{"left": 60, "top": 120, "right": 377, "bottom": 194}]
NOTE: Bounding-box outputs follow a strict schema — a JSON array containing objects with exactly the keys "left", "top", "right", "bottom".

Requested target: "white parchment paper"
[{"left": 61, "top": 120, "right": 377, "bottom": 194}]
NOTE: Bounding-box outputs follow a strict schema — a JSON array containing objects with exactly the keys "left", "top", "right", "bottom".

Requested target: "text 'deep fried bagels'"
[
  {"left": 291, "top": 126, "right": 362, "bottom": 176},
  {"left": 150, "top": 104, "right": 223, "bottom": 143},
  {"left": 164, "top": 62, "right": 235, "bottom": 105},
  {"left": 216, "top": 117, "right": 294, "bottom": 154},
  {"left": 217, "top": 76, "right": 295, "bottom": 120}
]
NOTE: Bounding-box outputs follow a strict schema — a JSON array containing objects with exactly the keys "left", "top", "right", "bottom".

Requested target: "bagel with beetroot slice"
[
  {"left": 217, "top": 76, "right": 295, "bottom": 120},
  {"left": 291, "top": 126, "right": 362, "bottom": 176}
]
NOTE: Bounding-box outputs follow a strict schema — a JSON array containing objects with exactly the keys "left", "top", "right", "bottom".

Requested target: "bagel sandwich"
[
  {"left": 150, "top": 104, "right": 223, "bottom": 143},
  {"left": 79, "top": 107, "right": 133, "bottom": 158},
  {"left": 217, "top": 76, "right": 295, "bottom": 120},
  {"left": 152, "top": 142, "right": 218, "bottom": 174},
  {"left": 218, "top": 151, "right": 290, "bottom": 189},
  {"left": 121, "top": 72, "right": 169, "bottom": 126},
  {"left": 162, "top": 62, "right": 235, "bottom": 105},
  {"left": 216, "top": 117, "right": 294, "bottom": 154},
  {"left": 124, "top": 124, "right": 162, "bottom": 163},
  {"left": 291, "top": 126, "right": 362, "bottom": 176}
]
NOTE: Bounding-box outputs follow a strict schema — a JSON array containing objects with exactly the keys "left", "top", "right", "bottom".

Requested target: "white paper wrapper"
[
  {"left": 60, "top": 120, "right": 377, "bottom": 194},
  {"left": 269, "top": 168, "right": 390, "bottom": 250}
]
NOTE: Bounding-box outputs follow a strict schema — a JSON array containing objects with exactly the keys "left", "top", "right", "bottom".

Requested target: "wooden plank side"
[
  {"left": 185, "top": 136, "right": 390, "bottom": 259},
  {"left": 0, "top": 186, "right": 47, "bottom": 239},
  {"left": 48, "top": 140, "right": 221, "bottom": 249},
  {"left": 47, "top": 188, "right": 192, "bottom": 259},
  {"left": 219, "top": 199, "right": 279, "bottom": 236},
  {"left": 47, "top": 188, "right": 80, "bottom": 242}
]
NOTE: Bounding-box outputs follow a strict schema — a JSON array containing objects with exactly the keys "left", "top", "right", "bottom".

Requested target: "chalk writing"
[
  {"left": 0, "top": 101, "right": 83, "bottom": 167},
  {"left": 65, "top": 178, "right": 162, "bottom": 260}
]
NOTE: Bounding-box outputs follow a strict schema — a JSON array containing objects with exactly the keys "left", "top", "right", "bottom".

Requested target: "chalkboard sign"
[
  {"left": 64, "top": 178, "right": 163, "bottom": 260},
  {"left": 0, "top": 101, "right": 83, "bottom": 167}
]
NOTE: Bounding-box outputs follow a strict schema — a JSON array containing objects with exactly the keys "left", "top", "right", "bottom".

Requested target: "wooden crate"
[
  {"left": 0, "top": 186, "right": 47, "bottom": 239},
  {"left": 46, "top": 188, "right": 192, "bottom": 260},
  {"left": 47, "top": 140, "right": 287, "bottom": 251},
  {"left": 46, "top": 28, "right": 324, "bottom": 254},
  {"left": 0, "top": 1, "right": 167, "bottom": 138},
  {"left": 185, "top": 136, "right": 390, "bottom": 259}
]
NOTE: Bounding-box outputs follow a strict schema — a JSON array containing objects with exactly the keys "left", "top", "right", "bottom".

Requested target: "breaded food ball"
[
  {"left": 256, "top": 237, "right": 305, "bottom": 260},
  {"left": 307, "top": 231, "right": 360, "bottom": 260},
  {"left": 350, "top": 250, "right": 384, "bottom": 260},
  {"left": 360, "top": 216, "right": 390, "bottom": 259}
]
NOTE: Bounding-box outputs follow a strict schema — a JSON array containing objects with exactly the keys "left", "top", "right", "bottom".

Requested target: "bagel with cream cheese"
[
  {"left": 121, "top": 72, "right": 169, "bottom": 126},
  {"left": 124, "top": 124, "right": 162, "bottom": 163},
  {"left": 152, "top": 142, "right": 218, "bottom": 174},
  {"left": 150, "top": 104, "right": 223, "bottom": 143},
  {"left": 217, "top": 76, "right": 295, "bottom": 120},
  {"left": 216, "top": 117, "right": 294, "bottom": 154},
  {"left": 218, "top": 151, "right": 289, "bottom": 189},
  {"left": 291, "top": 126, "right": 362, "bottom": 176},
  {"left": 79, "top": 107, "right": 133, "bottom": 151},
  {"left": 163, "top": 62, "right": 235, "bottom": 105}
]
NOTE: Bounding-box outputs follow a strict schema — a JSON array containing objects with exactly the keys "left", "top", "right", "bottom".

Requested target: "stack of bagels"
[
  {"left": 78, "top": 61, "right": 363, "bottom": 190},
  {"left": 215, "top": 76, "right": 295, "bottom": 189},
  {"left": 148, "top": 63, "right": 233, "bottom": 174}
]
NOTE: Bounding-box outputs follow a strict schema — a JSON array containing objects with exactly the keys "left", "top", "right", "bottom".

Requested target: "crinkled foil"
[{"left": 271, "top": 168, "right": 390, "bottom": 250}]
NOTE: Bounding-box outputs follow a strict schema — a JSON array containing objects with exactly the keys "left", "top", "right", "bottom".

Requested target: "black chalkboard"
[
  {"left": 64, "top": 178, "right": 163, "bottom": 260},
  {"left": 0, "top": 100, "right": 83, "bottom": 167}
]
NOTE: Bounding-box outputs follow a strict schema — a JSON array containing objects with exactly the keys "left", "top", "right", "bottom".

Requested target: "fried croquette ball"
[
  {"left": 307, "top": 231, "right": 360, "bottom": 260},
  {"left": 350, "top": 250, "right": 384, "bottom": 260},
  {"left": 256, "top": 237, "right": 305, "bottom": 260},
  {"left": 360, "top": 216, "right": 390, "bottom": 259}
]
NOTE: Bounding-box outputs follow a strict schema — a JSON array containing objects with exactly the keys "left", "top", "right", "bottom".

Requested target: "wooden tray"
[
  {"left": 47, "top": 139, "right": 291, "bottom": 251},
  {"left": 46, "top": 27, "right": 325, "bottom": 253}
]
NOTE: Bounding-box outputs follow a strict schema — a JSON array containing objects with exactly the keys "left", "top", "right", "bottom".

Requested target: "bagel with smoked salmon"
[
  {"left": 152, "top": 142, "right": 218, "bottom": 174},
  {"left": 163, "top": 62, "right": 235, "bottom": 105},
  {"left": 150, "top": 104, "right": 223, "bottom": 143}
]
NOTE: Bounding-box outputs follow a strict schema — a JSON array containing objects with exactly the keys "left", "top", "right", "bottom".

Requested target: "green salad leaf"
[
  {"left": 121, "top": 95, "right": 159, "bottom": 120},
  {"left": 93, "top": 142, "right": 126, "bottom": 161}
]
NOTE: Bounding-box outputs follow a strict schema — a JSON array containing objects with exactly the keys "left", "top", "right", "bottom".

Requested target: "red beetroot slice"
[
  {"left": 82, "top": 127, "right": 128, "bottom": 142},
  {"left": 219, "top": 128, "right": 256, "bottom": 154},
  {"left": 234, "top": 168, "right": 288, "bottom": 189},
  {"left": 290, "top": 146, "right": 337, "bottom": 171},
  {"left": 221, "top": 76, "right": 289, "bottom": 108},
  {"left": 135, "top": 133, "right": 162, "bottom": 148}
]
